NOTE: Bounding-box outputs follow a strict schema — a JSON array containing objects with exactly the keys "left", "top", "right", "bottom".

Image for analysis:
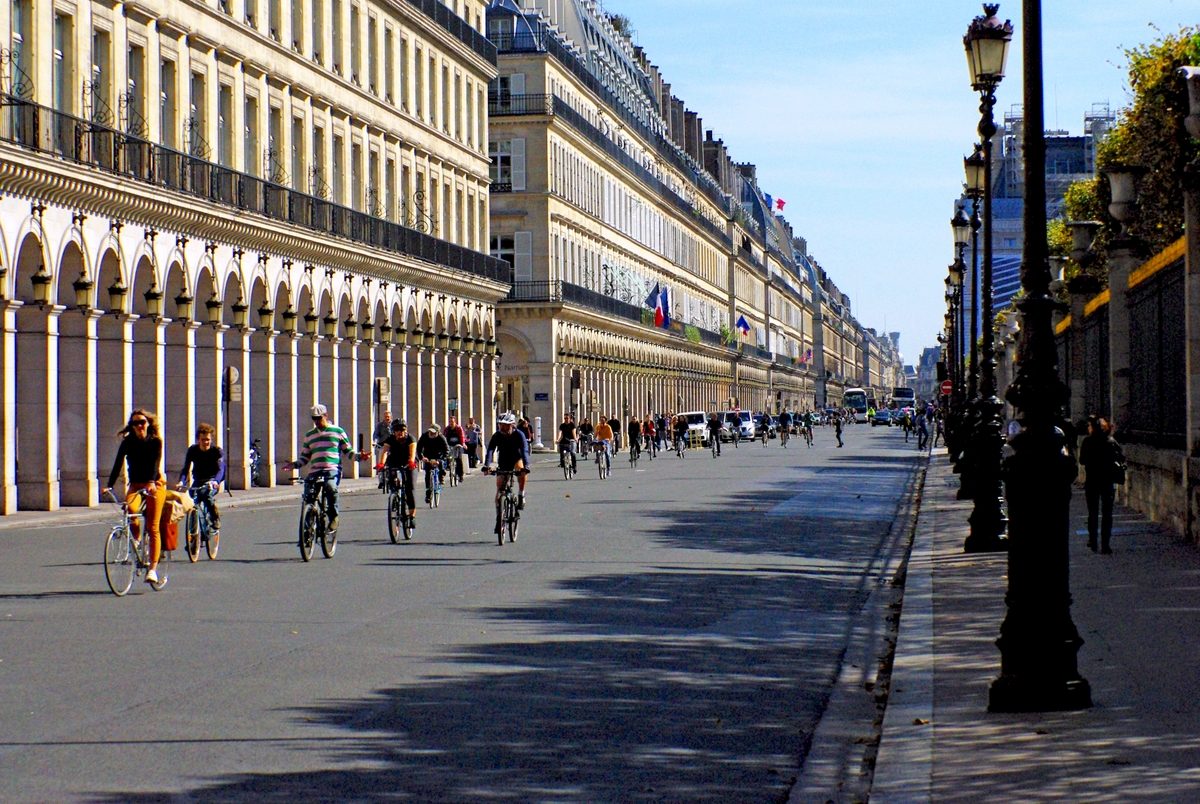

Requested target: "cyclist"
[
  {"left": 656, "top": 413, "right": 669, "bottom": 451},
  {"left": 593, "top": 416, "right": 614, "bottom": 473},
  {"left": 626, "top": 415, "right": 642, "bottom": 457},
  {"left": 607, "top": 414, "right": 623, "bottom": 453},
  {"left": 558, "top": 412, "right": 578, "bottom": 473},
  {"left": 730, "top": 407, "right": 743, "bottom": 447},
  {"left": 672, "top": 414, "right": 689, "bottom": 453},
  {"left": 283, "top": 404, "right": 366, "bottom": 537},
  {"left": 482, "top": 412, "right": 531, "bottom": 518},
  {"left": 416, "top": 424, "right": 450, "bottom": 504},
  {"left": 103, "top": 409, "right": 168, "bottom": 586},
  {"left": 642, "top": 414, "right": 657, "bottom": 456},
  {"left": 778, "top": 410, "right": 793, "bottom": 445},
  {"left": 578, "top": 416, "right": 594, "bottom": 445},
  {"left": 376, "top": 419, "right": 417, "bottom": 527},
  {"left": 176, "top": 422, "right": 225, "bottom": 538},
  {"left": 444, "top": 415, "right": 467, "bottom": 482},
  {"left": 372, "top": 410, "right": 393, "bottom": 489},
  {"left": 706, "top": 411, "right": 724, "bottom": 456}
]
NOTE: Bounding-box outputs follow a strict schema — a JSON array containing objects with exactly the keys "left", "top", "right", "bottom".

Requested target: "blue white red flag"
[
  {"left": 659, "top": 287, "right": 671, "bottom": 328},
  {"left": 736, "top": 315, "right": 750, "bottom": 336}
]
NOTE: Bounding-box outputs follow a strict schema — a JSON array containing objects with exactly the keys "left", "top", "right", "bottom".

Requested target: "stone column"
[
  {"left": 15, "top": 305, "right": 63, "bottom": 510},
  {"left": 164, "top": 319, "right": 198, "bottom": 485},
  {"left": 226, "top": 327, "right": 252, "bottom": 489},
  {"left": 1107, "top": 243, "right": 1139, "bottom": 432},
  {"left": 58, "top": 308, "right": 101, "bottom": 507},
  {"left": 0, "top": 301, "right": 21, "bottom": 513},
  {"left": 250, "top": 327, "right": 277, "bottom": 488},
  {"left": 275, "top": 332, "right": 299, "bottom": 485}
]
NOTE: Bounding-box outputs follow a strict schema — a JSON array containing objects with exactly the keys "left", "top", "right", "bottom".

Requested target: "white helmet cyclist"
[{"left": 498, "top": 412, "right": 517, "bottom": 426}]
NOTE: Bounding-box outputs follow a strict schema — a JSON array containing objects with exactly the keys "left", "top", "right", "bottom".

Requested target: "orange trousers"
[{"left": 126, "top": 480, "right": 168, "bottom": 565}]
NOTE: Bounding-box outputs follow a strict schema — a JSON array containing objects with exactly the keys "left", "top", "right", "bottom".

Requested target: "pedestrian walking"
[
  {"left": 834, "top": 414, "right": 843, "bottom": 448},
  {"left": 916, "top": 412, "right": 928, "bottom": 450},
  {"left": 933, "top": 412, "right": 944, "bottom": 448},
  {"left": 465, "top": 417, "right": 482, "bottom": 468},
  {"left": 1079, "top": 416, "right": 1125, "bottom": 554}
]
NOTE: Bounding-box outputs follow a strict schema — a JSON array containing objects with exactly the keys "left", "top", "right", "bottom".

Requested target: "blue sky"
[{"left": 599, "top": 0, "right": 1196, "bottom": 364}]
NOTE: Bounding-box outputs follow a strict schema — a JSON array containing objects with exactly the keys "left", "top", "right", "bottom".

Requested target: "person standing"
[
  {"left": 103, "top": 410, "right": 168, "bottom": 585},
  {"left": 834, "top": 413, "right": 844, "bottom": 448},
  {"left": 465, "top": 417, "right": 482, "bottom": 468},
  {"left": 1079, "top": 416, "right": 1124, "bottom": 554},
  {"left": 916, "top": 412, "right": 929, "bottom": 450}
]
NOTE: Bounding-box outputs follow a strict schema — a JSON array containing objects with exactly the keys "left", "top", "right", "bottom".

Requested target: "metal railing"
[
  {"left": 404, "top": 0, "right": 496, "bottom": 65},
  {"left": 1127, "top": 258, "right": 1185, "bottom": 448},
  {"left": 488, "top": 92, "right": 553, "bottom": 117},
  {"left": 490, "top": 181, "right": 512, "bottom": 193},
  {"left": 0, "top": 95, "right": 510, "bottom": 283}
]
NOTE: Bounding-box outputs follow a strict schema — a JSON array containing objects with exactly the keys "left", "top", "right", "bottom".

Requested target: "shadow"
[
  {"left": 84, "top": 452, "right": 922, "bottom": 804},
  {"left": 0, "top": 590, "right": 111, "bottom": 600}
]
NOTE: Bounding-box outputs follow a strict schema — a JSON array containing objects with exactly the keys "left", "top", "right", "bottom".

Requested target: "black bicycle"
[
  {"left": 185, "top": 482, "right": 220, "bottom": 561},
  {"left": 559, "top": 440, "right": 577, "bottom": 480},
  {"left": 447, "top": 446, "right": 463, "bottom": 487},
  {"left": 486, "top": 468, "right": 525, "bottom": 546},
  {"left": 299, "top": 472, "right": 337, "bottom": 561},
  {"left": 629, "top": 436, "right": 640, "bottom": 468},
  {"left": 385, "top": 468, "right": 414, "bottom": 543}
]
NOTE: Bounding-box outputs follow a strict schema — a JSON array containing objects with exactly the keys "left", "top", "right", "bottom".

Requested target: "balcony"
[
  {"left": 404, "top": 0, "right": 496, "bottom": 65},
  {"left": 0, "top": 95, "right": 511, "bottom": 284},
  {"left": 487, "top": 93, "right": 553, "bottom": 117},
  {"left": 490, "top": 182, "right": 513, "bottom": 193}
]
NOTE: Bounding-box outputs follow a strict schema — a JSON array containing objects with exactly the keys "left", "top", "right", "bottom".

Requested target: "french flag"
[
  {"left": 736, "top": 315, "right": 751, "bottom": 336},
  {"left": 658, "top": 287, "right": 671, "bottom": 328}
]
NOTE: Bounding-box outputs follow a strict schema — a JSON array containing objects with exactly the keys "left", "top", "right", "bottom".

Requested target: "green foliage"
[
  {"left": 1061, "top": 26, "right": 1200, "bottom": 277},
  {"left": 718, "top": 324, "right": 735, "bottom": 346},
  {"left": 607, "top": 14, "right": 633, "bottom": 38}
]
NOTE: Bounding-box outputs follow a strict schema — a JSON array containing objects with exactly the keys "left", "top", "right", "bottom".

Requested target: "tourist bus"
[
  {"left": 889, "top": 386, "right": 916, "bottom": 411},
  {"left": 844, "top": 387, "right": 869, "bottom": 423}
]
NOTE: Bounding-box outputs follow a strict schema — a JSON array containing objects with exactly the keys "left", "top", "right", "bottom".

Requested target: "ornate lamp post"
[
  {"left": 951, "top": 210, "right": 971, "bottom": 402},
  {"left": 964, "top": 145, "right": 986, "bottom": 403},
  {"left": 989, "top": 0, "right": 1091, "bottom": 712},
  {"left": 962, "top": 3, "right": 1011, "bottom": 552}
]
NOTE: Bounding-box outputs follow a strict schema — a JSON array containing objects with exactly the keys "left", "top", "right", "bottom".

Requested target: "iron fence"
[
  {"left": 1127, "top": 258, "right": 1185, "bottom": 448},
  {"left": 0, "top": 95, "right": 510, "bottom": 284},
  {"left": 1082, "top": 304, "right": 1110, "bottom": 422}
]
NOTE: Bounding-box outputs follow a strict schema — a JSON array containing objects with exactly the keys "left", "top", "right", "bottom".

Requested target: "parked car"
[{"left": 677, "top": 411, "right": 710, "bottom": 445}]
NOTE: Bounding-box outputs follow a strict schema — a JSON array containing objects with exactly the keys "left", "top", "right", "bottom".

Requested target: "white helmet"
[{"left": 498, "top": 412, "right": 517, "bottom": 425}]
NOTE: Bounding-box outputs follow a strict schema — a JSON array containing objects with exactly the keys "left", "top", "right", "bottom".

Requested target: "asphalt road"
[{"left": 0, "top": 424, "right": 924, "bottom": 804}]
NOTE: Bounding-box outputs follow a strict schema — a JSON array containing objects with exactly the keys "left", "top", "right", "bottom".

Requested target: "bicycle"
[
  {"left": 780, "top": 427, "right": 790, "bottom": 448},
  {"left": 675, "top": 434, "right": 687, "bottom": 459},
  {"left": 711, "top": 434, "right": 720, "bottom": 459},
  {"left": 298, "top": 472, "right": 337, "bottom": 561},
  {"left": 559, "top": 440, "right": 577, "bottom": 480},
  {"left": 485, "top": 468, "right": 525, "bottom": 546},
  {"left": 804, "top": 424, "right": 814, "bottom": 447},
  {"left": 594, "top": 441, "right": 611, "bottom": 479},
  {"left": 185, "top": 482, "right": 220, "bottom": 562},
  {"left": 629, "top": 438, "right": 640, "bottom": 468},
  {"left": 103, "top": 489, "right": 170, "bottom": 595},
  {"left": 384, "top": 468, "right": 414, "bottom": 543},
  {"left": 447, "top": 445, "right": 463, "bottom": 487},
  {"left": 424, "top": 460, "right": 442, "bottom": 508}
]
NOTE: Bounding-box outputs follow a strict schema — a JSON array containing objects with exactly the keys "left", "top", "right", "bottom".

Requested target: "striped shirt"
[{"left": 295, "top": 424, "right": 354, "bottom": 473}]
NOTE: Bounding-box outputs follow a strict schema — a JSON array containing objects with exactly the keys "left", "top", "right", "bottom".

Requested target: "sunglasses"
[{"left": 130, "top": 419, "right": 148, "bottom": 427}]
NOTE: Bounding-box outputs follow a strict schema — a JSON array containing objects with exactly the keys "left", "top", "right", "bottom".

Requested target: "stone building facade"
[{"left": 0, "top": 0, "right": 508, "bottom": 513}]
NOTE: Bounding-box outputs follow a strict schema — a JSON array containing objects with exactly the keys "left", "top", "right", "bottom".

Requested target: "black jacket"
[{"left": 1079, "top": 433, "right": 1123, "bottom": 487}]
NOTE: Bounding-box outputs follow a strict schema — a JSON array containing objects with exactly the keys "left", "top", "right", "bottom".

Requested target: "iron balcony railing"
[
  {"left": 0, "top": 95, "right": 511, "bottom": 284},
  {"left": 490, "top": 181, "right": 513, "bottom": 193},
  {"left": 405, "top": 0, "right": 496, "bottom": 65},
  {"left": 487, "top": 92, "right": 553, "bottom": 117},
  {"left": 503, "top": 280, "right": 739, "bottom": 355}
]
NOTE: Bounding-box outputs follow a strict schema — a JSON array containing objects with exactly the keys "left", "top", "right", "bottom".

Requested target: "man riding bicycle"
[
  {"left": 672, "top": 415, "right": 689, "bottom": 452},
  {"left": 706, "top": 412, "right": 724, "bottom": 455},
  {"left": 593, "top": 417, "right": 615, "bottom": 473},
  {"left": 483, "top": 413, "right": 531, "bottom": 523},
  {"left": 641, "top": 415, "right": 657, "bottom": 455},
  {"left": 558, "top": 412, "right": 578, "bottom": 473},
  {"left": 177, "top": 422, "right": 225, "bottom": 536},
  {"left": 284, "top": 404, "right": 366, "bottom": 536},
  {"left": 416, "top": 424, "right": 450, "bottom": 504},
  {"left": 778, "top": 410, "right": 793, "bottom": 444},
  {"left": 626, "top": 415, "right": 642, "bottom": 456},
  {"left": 443, "top": 416, "right": 467, "bottom": 482},
  {"left": 376, "top": 420, "right": 417, "bottom": 526}
]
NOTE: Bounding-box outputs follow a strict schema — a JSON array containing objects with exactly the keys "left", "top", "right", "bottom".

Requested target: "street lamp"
[
  {"left": 303, "top": 310, "right": 319, "bottom": 337},
  {"left": 322, "top": 314, "right": 337, "bottom": 339},
  {"left": 107, "top": 280, "right": 128, "bottom": 313},
  {"left": 257, "top": 303, "right": 274, "bottom": 331},
  {"left": 206, "top": 294, "right": 223, "bottom": 327},
  {"left": 72, "top": 271, "right": 94, "bottom": 311},
  {"left": 231, "top": 298, "right": 248, "bottom": 330},
  {"left": 281, "top": 305, "right": 297, "bottom": 334},
  {"left": 144, "top": 285, "right": 163, "bottom": 321},
  {"left": 962, "top": 3, "right": 1011, "bottom": 553},
  {"left": 30, "top": 264, "right": 51, "bottom": 308},
  {"left": 990, "top": 0, "right": 1091, "bottom": 713},
  {"left": 174, "top": 289, "right": 194, "bottom": 322}
]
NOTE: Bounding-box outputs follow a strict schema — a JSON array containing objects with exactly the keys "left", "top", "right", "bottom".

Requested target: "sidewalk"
[{"left": 873, "top": 452, "right": 1200, "bottom": 802}]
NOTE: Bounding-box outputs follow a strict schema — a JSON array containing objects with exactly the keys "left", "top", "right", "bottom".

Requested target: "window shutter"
[
  {"left": 510, "top": 72, "right": 525, "bottom": 95},
  {"left": 514, "top": 231, "right": 533, "bottom": 282},
  {"left": 511, "top": 137, "right": 526, "bottom": 191}
]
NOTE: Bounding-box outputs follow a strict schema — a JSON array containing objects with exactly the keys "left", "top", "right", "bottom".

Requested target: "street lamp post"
[
  {"left": 962, "top": 4, "right": 1011, "bottom": 552},
  {"left": 989, "top": 0, "right": 1091, "bottom": 712},
  {"left": 952, "top": 150, "right": 985, "bottom": 472}
]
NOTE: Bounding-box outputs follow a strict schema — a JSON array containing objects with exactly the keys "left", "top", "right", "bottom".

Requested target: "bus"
[
  {"left": 889, "top": 386, "right": 916, "bottom": 411},
  {"left": 844, "top": 387, "right": 869, "bottom": 423}
]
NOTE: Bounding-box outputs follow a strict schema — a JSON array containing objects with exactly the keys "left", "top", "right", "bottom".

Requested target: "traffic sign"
[{"left": 941, "top": 380, "right": 953, "bottom": 395}]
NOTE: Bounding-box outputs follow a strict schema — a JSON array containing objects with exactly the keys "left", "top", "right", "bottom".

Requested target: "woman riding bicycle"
[{"left": 103, "top": 409, "right": 168, "bottom": 586}]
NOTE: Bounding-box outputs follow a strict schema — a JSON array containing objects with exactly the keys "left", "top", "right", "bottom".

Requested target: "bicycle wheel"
[
  {"left": 563, "top": 458, "right": 570, "bottom": 480},
  {"left": 388, "top": 493, "right": 402, "bottom": 543},
  {"left": 507, "top": 499, "right": 519, "bottom": 543},
  {"left": 151, "top": 547, "right": 170, "bottom": 591},
  {"left": 104, "top": 527, "right": 135, "bottom": 596},
  {"left": 299, "top": 503, "right": 317, "bottom": 562},
  {"left": 185, "top": 510, "right": 200, "bottom": 563},
  {"left": 205, "top": 522, "right": 220, "bottom": 560},
  {"left": 496, "top": 500, "right": 506, "bottom": 546},
  {"left": 320, "top": 506, "right": 337, "bottom": 558}
]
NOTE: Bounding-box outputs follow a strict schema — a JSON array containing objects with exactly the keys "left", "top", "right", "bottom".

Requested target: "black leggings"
[{"left": 1085, "top": 483, "right": 1114, "bottom": 547}]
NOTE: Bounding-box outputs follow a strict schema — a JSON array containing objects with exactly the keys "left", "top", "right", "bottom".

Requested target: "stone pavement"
[{"left": 873, "top": 452, "right": 1200, "bottom": 803}]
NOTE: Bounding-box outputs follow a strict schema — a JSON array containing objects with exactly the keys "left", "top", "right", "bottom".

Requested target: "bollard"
[{"left": 534, "top": 416, "right": 545, "bottom": 450}]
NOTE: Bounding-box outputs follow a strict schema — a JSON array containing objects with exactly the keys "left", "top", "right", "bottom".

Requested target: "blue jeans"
[
  {"left": 305, "top": 470, "right": 340, "bottom": 521},
  {"left": 597, "top": 439, "right": 611, "bottom": 469}
]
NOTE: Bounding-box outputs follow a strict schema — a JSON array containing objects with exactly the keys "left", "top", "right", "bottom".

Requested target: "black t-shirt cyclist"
[
  {"left": 383, "top": 434, "right": 415, "bottom": 469},
  {"left": 559, "top": 422, "right": 577, "bottom": 443}
]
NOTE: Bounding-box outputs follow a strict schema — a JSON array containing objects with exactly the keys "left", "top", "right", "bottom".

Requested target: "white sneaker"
[{"left": 145, "top": 568, "right": 159, "bottom": 584}]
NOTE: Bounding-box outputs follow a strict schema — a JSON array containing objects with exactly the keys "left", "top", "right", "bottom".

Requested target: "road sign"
[{"left": 941, "top": 380, "right": 953, "bottom": 395}]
